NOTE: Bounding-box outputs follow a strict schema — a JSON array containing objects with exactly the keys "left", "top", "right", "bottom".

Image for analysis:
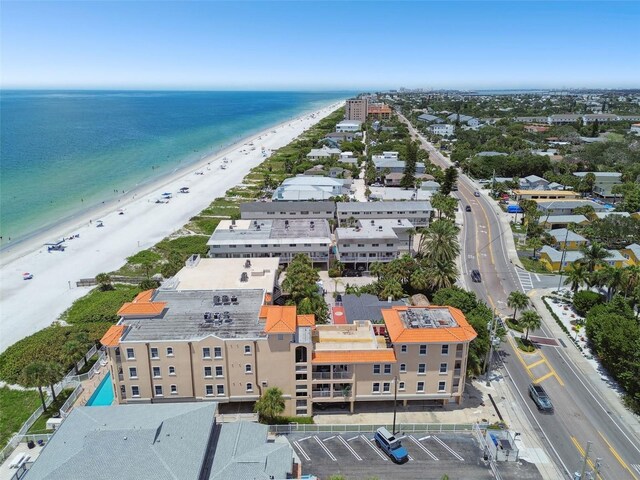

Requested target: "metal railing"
[
  {"left": 311, "top": 390, "right": 331, "bottom": 398},
  {"left": 60, "top": 384, "right": 84, "bottom": 417},
  {"left": 269, "top": 422, "right": 487, "bottom": 434},
  {"left": 311, "top": 372, "right": 332, "bottom": 380}
]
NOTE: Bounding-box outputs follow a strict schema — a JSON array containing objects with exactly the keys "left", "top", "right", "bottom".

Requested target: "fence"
[
  {"left": 473, "top": 423, "right": 503, "bottom": 480},
  {"left": 216, "top": 413, "right": 258, "bottom": 423},
  {"left": 269, "top": 422, "right": 486, "bottom": 435},
  {"left": 60, "top": 384, "right": 84, "bottom": 417}
]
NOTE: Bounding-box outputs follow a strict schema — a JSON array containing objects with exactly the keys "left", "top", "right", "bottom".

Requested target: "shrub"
[
  {"left": 126, "top": 249, "right": 162, "bottom": 265},
  {"left": 572, "top": 290, "right": 604, "bottom": 316},
  {"left": 0, "top": 323, "right": 111, "bottom": 385},
  {"left": 60, "top": 284, "right": 141, "bottom": 324}
]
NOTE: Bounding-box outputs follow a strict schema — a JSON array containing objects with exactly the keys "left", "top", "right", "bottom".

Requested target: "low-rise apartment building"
[
  {"left": 372, "top": 152, "right": 426, "bottom": 174},
  {"left": 102, "top": 269, "right": 477, "bottom": 415},
  {"left": 513, "top": 190, "right": 580, "bottom": 201},
  {"left": 548, "top": 228, "right": 589, "bottom": 250},
  {"left": 336, "top": 200, "right": 432, "bottom": 227},
  {"left": 429, "top": 124, "right": 455, "bottom": 136},
  {"left": 335, "top": 219, "right": 414, "bottom": 269},
  {"left": 240, "top": 201, "right": 335, "bottom": 220},
  {"left": 207, "top": 219, "right": 331, "bottom": 268},
  {"left": 367, "top": 103, "right": 392, "bottom": 119},
  {"left": 572, "top": 171, "right": 622, "bottom": 199},
  {"left": 536, "top": 199, "right": 606, "bottom": 216},
  {"left": 272, "top": 176, "right": 347, "bottom": 201}
]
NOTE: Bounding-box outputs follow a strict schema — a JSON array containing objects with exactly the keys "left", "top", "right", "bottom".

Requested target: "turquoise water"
[
  {"left": 0, "top": 90, "right": 349, "bottom": 246},
  {"left": 86, "top": 372, "right": 114, "bottom": 406}
]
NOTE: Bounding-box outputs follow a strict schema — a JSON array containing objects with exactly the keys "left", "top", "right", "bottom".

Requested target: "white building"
[
  {"left": 336, "top": 200, "right": 432, "bottom": 227},
  {"left": 429, "top": 124, "right": 455, "bottom": 136},
  {"left": 573, "top": 172, "right": 622, "bottom": 199},
  {"left": 307, "top": 146, "right": 341, "bottom": 161},
  {"left": 336, "top": 120, "right": 362, "bottom": 132},
  {"left": 272, "top": 176, "right": 347, "bottom": 201}
]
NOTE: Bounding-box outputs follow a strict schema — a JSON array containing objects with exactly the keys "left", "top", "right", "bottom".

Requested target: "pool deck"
[
  {"left": 0, "top": 443, "right": 44, "bottom": 480},
  {"left": 75, "top": 363, "right": 109, "bottom": 408}
]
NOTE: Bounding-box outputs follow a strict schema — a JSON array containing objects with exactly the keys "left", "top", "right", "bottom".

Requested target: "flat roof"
[
  {"left": 207, "top": 219, "right": 330, "bottom": 245},
  {"left": 311, "top": 321, "right": 396, "bottom": 364},
  {"left": 336, "top": 219, "right": 412, "bottom": 240},
  {"left": 337, "top": 200, "right": 432, "bottom": 213},
  {"left": 536, "top": 200, "right": 606, "bottom": 211},
  {"left": 120, "top": 289, "right": 267, "bottom": 341},
  {"left": 240, "top": 201, "right": 335, "bottom": 214},
  {"left": 166, "top": 257, "right": 279, "bottom": 292},
  {"left": 513, "top": 189, "right": 578, "bottom": 196}
]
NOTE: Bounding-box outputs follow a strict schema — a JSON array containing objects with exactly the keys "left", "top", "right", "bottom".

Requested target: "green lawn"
[
  {"left": 515, "top": 337, "right": 536, "bottom": 353},
  {"left": 28, "top": 388, "right": 75, "bottom": 434},
  {"left": 520, "top": 256, "right": 553, "bottom": 274},
  {"left": 0, "top": 387, "right": 41, "bottom": 447}
]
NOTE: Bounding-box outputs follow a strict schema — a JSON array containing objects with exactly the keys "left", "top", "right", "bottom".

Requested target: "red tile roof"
[
  {"left": 382, "top": 306, "right": 477, "bottom": 343},
  {"left": 259, "top": 306, "right": 316, "bottom": 333},
  {"left": 100, "top": 325, "right": 125, "bottom": 347},
  {"left": 117, "top": 289, "right": 166, "bottom": 317}
]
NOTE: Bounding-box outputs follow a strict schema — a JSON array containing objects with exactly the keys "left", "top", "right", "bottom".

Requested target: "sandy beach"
[{"left": 0, "top": 101, "right": 344, "bottom": 353}]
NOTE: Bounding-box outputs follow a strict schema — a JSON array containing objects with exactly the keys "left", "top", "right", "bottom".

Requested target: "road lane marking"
[
  {"left": 505, "top": 335, "right": 535, "bottom": 379},
  {"left": 418, "top": 435, "right": 431, "bottom": 441},
  {"left": 314, "top": 435, "right": 337, "bottom": 461},
  {"left": 526, "top": 358, "right": 546, "bottom": 369},
  {"left": 432, "top": 436, "right": 465, "bottom": 461},
  {"left": 293, "top": 441, "right": 310, "bottom": 461},
  {"left": 409, "top": 435, "right": 439, "bottom": 460},
  {"left": 534, "top": 371, "right": 555, "bottom": 384},
  {"left": 360, "top": 435, "right": 388, "bottom": 460},
  {"left": 598, "top": 431, "right": 639, "bottom": 480},
  {"left": 299, "top": 435, "right": 312, "bottom": 441},
  {"left": 537, "top": 349, "right": 565, "bottom": 386},
  {"left": 338, "top": 435, "right": 363, "bottom": 460},
  {"left": 346, "top": 435, "right": 359, "bottom": 442},
  {"left": 571, "top": 436, "right": 602, "bottom": 479},
  {"left": 323, "top": 435, "right": 336, "bottom": 441}
]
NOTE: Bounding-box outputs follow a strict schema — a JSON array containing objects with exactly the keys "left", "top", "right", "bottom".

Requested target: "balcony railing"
[
  {"left": 332, "top": 371, "right": 353, "bottom": 380},
  {"left": 453, "top": 369, "right": 461, "bottom": 377},
  {"left": 312, "top": 390, "right": 331, "bottom": 398},
  {"left": 312, "top": 372, "right": 332, "bottom": 380},
  {"left": 118, "top": 374, "right": 124, "bottom": 381}
]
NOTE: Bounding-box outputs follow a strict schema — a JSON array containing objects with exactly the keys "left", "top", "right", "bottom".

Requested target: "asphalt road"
[{"left": 400, "top": 115, "right": 640, "bottom": 480}]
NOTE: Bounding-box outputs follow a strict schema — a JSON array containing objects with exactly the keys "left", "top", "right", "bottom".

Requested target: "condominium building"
[
  {"left": 207, "top": 219, "right": 331, "bottom": 268},
  {"left": 336, "top": 120, "right": 363, "bottom": 132},
  {"left": 335, "top": 219, "right": 415, "bottom": 269},
  {"left": 512, "top": 189, "right": 580, "bottom": 201},
  {"left": 367, "top": 103, "right": 392, "bottom": 119},
  {"left": 429, "top": 124, "right": 455, "bottom": 136},
  {"left": 240, "top": 201, "right": 335, "bottom": 220},
  {"left": 336, "top": 200, "right": 432, "bottom": 227},
  {"left": 573, "top": 171, "right": 622, "bottom": 199},
  {"left": 536, "top": 199, "right": 606, "bottom": 216},
  {"left": 345, "top": 98, "right": 369, "bottom": 122},
  {"left": 272, "top": 176, "right": 347, "bottom": 201},
  {"left": 102, "top": 270, "right": 477, "bottom": 415}
]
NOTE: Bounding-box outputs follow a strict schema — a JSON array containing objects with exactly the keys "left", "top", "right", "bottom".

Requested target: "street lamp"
[{"left": 484, "top": 311, "right": 501, "bottom": 387}]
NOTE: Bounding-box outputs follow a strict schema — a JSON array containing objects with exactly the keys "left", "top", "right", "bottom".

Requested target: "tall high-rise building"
[{"left": 345, "top": 98, "right": 369, "bottom": 122}]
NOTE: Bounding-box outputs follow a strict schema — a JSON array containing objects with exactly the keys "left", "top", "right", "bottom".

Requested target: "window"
[
  {"left": 386, "top": 243, "right": 394, "bottom": 247},
  {"left": 372, "top": 382, "right": 380, "bottom": 393},
  {"left": 438, "top": 381, "right": 446, "bottom": 392},
  {"left": 372, "top": 243, "right": 379, "bottom": 247},
  {"left": 419, "top": 345, "right": 427, "bottom": 355},
  {"left": 126, "top": 348, "right": 135, "bottom": 360},
  {"left": 246, "top": 383, "right": 253, "bottom": 393},
  {"left": 169, "top": 385, "right": 177, "bottom": 395},
  {"left": 245, "top": 364, "right": 252, "bottom": 374},
  {"left": 440, "top": 363, "right": 448, "bottom": 374},
  {"left": 152, "top": 366, "right": 161, "bottom": 378},
  {"left": 128, "top": 367, "right": 138, "bottom": 379},
  {"left": 417, "top": 381, "right": 425, "bottom": 393},
  {"left": 244, "top": 345, "right": 251, "bottom": 355},
  {"left": 383, "top": 382, "right": 391, "bottom": 393},
  {"left": 205, "top": 385, "right": 214, "bottom": 396},
  {"left": 296, "top": 373, "right": 307, "bottom": 380},
  {"left": 343, "top": 243, "right": 350, "bottom": 248},
  {"left": 400, "top": 363, "right": 406, "bottom": 373},
  {"left": 373, "top": 364, "right": 381, "bottom": 374},
  {"left": 357, "top": 243, "right": 365, "bottom": 248},
  {"left": 203, "top": 347, "right": 211, "bottom": 359},
  {"left": 400, "top": 345, "right": 407, "bottom": 353},
  {"left": 277, "top": 334, "right": 284, "bottom": 341},
  {"left": 168, "top": 366, "right": 176, "bottom": 376},
  {"left": 216, "top": 385, "right": 225, "bottom": 396},
  {"left": 398, "top": 381, "right": 405, "bottom": 391},
  {"left": 383, "top": 364, "right": 392, "bottom": 374},
  {"left": 441, "top": 345, "right": 449, "bottom": 355},
  {"left": 204, "top": 366, "right": 212, "bottom": 378},
  {"left": 418, "top": 364, "right": 426, "bottom": 375},
  {"left": 166, "top": 347, "right": 174, "bottom": 356},
  {"left": 154, "top": 385, "right": 163, "bottom": 396},
  {"left": 214, "top": 347, "right": 222, "bottom": 358},
  {"left": 289, "top": 244, "right": 297, "bottom": 247},
  {"left": 150, "top": 348, "right": 159, "bottom": 359},
  {"left": 131, "top": 385, "right": 140, "bottom": 397}
]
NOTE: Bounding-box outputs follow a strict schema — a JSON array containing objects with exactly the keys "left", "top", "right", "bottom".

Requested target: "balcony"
[
  {"left": 453, "top": 368, "right": 461, "bottom": 377},
  {"left": 312, "top": 372, "right": 332, "bottom": 380},
  {"left": 118, "top": 373, "right": 124, "bottom": 381},
  {"left": 312, "top": 390, "right": 331, "bottom": 398},
  {"left": 333, "top": 371, "right": 353, "bottom": 380}
]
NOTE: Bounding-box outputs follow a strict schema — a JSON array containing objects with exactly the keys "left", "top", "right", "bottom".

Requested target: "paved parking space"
[{"left": 285, "top": 431, "right": 542, "bottom": 479}]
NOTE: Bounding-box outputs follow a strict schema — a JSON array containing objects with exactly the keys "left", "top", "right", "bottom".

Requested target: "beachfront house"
[
  {"left": 207, "top": 219, "right": 331, "bottom": 268},
  {"left": 307, "top": 146, "right": 341, "bottom": 161},
  {"left": 336, "top": 201, "right": 433, "bottom": 227},
  {"left": 336, "top": 120, "right": 362, "bottom": 132},
  {"left": 272, "top": 175, "right": 348, "bottom": 201},
  {"left": 323, "top": 131, "right": 356, "bottom": 146},
  {"left": 572, "top": 172, "right": 622, "bottom": 199}
]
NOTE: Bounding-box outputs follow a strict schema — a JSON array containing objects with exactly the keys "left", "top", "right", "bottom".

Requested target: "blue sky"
[{"left": 1, "top": 1, "right": 638, "bottom": 90}]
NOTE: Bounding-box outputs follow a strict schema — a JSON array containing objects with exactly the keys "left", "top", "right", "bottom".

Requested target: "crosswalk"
[
  {"left": 632, "top": 464, "right": 640, "bottom": 476},
  {"left": 516, "top": 269, "right": 534, "bottom": 292}
]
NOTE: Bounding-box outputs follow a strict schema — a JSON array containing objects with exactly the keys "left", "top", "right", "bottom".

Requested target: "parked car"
[
  {"left": 314, "top": 402, "right": 347, "bottom": 411},
  {"left": 465, "top": 205, "right": 472, "bottom": 212},
  {"left": 471, "top": 269, "right": 482, "bottom": 283},
  {"left": 343, "top": 269, "right": 362, "bottom": 277},
  {"left": 474, "top": 191, "right": 481, "bottom": 197},
  {"left": 529, "top": 383, "right": 554, "bottom": 413},
  {"left": 374, "top": 427, "right": 409, "bottom": 463},
  {"left": 371, "top": 182, "right": 383, "bottom": 187}
]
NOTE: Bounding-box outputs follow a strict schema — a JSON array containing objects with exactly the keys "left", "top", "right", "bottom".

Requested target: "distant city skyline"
[{"left": 1, "top": 1, "right": 638, "bottom": 90}]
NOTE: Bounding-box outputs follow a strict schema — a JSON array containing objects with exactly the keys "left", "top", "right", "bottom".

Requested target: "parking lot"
[{"left": 286, "top": 431, "right": 542, "bottom": 480}]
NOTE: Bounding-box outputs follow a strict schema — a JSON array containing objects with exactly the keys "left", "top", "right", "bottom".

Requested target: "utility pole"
[
  {"left": 556, "top": 228, "right": 571, "bottom": 292},
  {"left": 392, "top": 375, "right": 398, "bottom": 435},
  {"left": 575, "top": 440, "right": 592, "bottom": 480},
  {"left": 484, "top": 310, "right": 500, "bottom": 386}
]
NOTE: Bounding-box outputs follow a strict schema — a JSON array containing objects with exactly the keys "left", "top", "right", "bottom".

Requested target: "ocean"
[{"left": 0, "top": 90, "right": 348, "bottom": 246}]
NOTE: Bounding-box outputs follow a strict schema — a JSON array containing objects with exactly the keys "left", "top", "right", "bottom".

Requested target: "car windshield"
[{"left": 388, "top": 439, "right": 401, "bottom": 449}]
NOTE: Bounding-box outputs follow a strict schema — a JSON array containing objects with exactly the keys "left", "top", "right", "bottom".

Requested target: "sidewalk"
[{"left": 529, "top": 288, "right": 640, "bottom": 440}]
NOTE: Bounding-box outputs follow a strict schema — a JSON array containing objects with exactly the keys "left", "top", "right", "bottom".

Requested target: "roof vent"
[
  {"left": 378, "top": 226, "right": 383, "bottom": 231},
  {"left": 245, "top": 259, "right": 252, "bottom": 268},
  {"left": 213, "top": 295, "right": 221, "bottom": 305},
  {"left": 371, "top": 220, "right": 375, "bottom": 225},
  {"left": 240, "top": 272, "right": 249, "bottom": 282}
]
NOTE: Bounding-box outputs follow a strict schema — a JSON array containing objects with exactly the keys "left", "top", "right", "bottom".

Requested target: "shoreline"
[
  {"left": 0, "top": 100, "right": 345, "bottom": 352},
  {"left": 0, "top": 101, "right": 341, "bottom": 267}
]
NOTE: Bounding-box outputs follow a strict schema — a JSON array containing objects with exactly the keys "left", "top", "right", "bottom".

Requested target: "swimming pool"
[{"left": 86, "top": 372, "right": 114, "bottom": 406}]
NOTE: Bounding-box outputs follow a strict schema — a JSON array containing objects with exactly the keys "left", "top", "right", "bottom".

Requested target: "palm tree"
[
  {"left": 369, "top": 262, "right": 385, "bottom": 281},
  {"left": 579, "top": 243, "right": 609, "bottom": 273},
  {"left": 410, "top": 268, "right": 429, "bottom": 291},
  {"left": 43, "top": 362, "right": 65, "bottom": 403},
  {"left": 427, "top": 259, "right": 458, "bottom": 290},
  {"left": 519, "top": 311, "right": 542, "bottom": 341},
  {"left": 378, "top": 278, "right": 405, "bottom": 300},
  {"left": 507, "top": 291, "right": 529, "bottom": 320},
  {"left": 563, "top": 262, "right": 589, "bottom": 292},
  {"left": 254, "top": 387, "right": 285, "bottom": 423},
  {"left": 63, "top": 340, "right": 86, "bottom": 370},
  {"left": 621, "top": 265, "right": 640, "bottom": 298},
  {"left": 528, "top": 237, "right": 543, "bottom": 259},
  {"left": 599, "top": 265, "right": 625, "bottom": 300},
  {"left": 419, "top": 220, "right": 460, "bottom": 264},
  {"left": 95, "top": 272, "right": 113, "bottom": 291},
  {"left": 21, "top": 362, "right": 49, "bottom": 412}
]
